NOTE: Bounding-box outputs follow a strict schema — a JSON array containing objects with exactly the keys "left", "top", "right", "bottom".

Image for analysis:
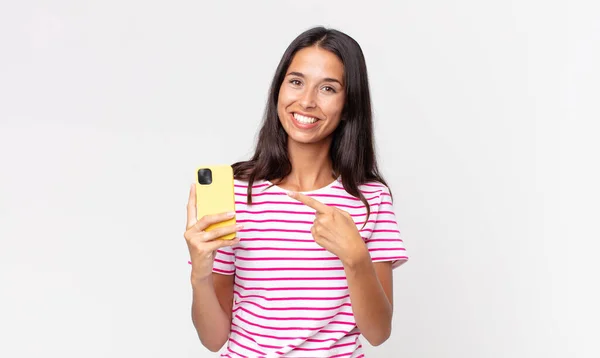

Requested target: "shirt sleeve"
[
  {"left": 212, "top": 246, "right": 236, "bottom": 275},
  {"left": 364, "top": 186, "right": 409, "bottom": 269}
]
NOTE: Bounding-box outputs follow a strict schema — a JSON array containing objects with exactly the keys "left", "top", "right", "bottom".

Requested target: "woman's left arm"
[
  {"left": 287, "top": 191, "right": 397, "bottom": 346},
  {"left": 343, "top": 250, "right": 394, "bottom": 346}
]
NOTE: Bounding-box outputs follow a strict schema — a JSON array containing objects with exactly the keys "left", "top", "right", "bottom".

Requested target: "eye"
[
  {"left": 289, "top": 79, "right": 302, "bottom": 86},
  {"left": 322, "top": 86, "right": 336, "bottom": 93}
]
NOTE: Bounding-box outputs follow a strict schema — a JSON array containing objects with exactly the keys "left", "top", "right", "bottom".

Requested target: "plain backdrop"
[{"left": 1, "top": 0, "right": 598, "bottom": 357}]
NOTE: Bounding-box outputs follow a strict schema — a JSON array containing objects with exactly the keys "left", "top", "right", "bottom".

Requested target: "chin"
[
  {"left": 287, "top": 134, "right": 316, "bottom": 144},
  {"left": 287, "top": 132, "right": 329, "bottom": 145}
]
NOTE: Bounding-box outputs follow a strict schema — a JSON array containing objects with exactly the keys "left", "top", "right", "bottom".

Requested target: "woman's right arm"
[
  {"left": 191, "top": 273, "right": 234, "bottom": 352},
  {"left": 184, "top": 184, "right": 241, "bottom": 352}
]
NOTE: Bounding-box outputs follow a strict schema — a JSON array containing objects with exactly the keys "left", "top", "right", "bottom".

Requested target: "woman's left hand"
[{"left": 287, "top": 191, "right": 369, "bottom": 267}]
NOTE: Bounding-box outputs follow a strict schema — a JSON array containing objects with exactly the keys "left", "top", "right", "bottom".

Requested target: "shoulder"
[
  {"left": 234, "top": 178, "right": 249, "bottom": 187},
  {"left": 357, "top": 180, "right": 392, "bottom": 198},
  {"left": 234, "top": 178, "right": 271, "bottom": 194},
  {"left": 332, "top": 178, "right": 393, "bottom": 205}
]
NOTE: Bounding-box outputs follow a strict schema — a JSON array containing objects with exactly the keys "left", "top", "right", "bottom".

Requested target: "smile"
[{"left": 293, "top": 113, "right": 319, "bottom": 124}]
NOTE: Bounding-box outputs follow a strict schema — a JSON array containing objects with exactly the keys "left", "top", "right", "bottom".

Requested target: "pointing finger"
[{"left": 287, "top": 191, "right": 330, "bottom": 213}]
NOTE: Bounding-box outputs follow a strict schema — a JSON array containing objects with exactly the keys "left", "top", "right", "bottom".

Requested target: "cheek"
[
  {"left": 276, "top": 90, "right": 286, "bottom": 117},
  {"left": 324, "top": 96, "right": 345, "bottom": 119},
  {"left": 278, "top": 86, "right": 293, "bottom": 106}
]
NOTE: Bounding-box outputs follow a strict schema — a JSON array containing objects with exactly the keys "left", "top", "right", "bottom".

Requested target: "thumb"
[{"left": 186, "top": 183, "right": 198, "bottom": 229}]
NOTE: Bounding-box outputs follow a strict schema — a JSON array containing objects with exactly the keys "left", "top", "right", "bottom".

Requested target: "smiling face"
[{"left": 277, "top": 46, "right": 346, "bottom": 145}]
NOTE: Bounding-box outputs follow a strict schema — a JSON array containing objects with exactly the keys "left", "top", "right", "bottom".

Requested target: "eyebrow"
[{"left": 286, "top": 71, "right": 344, "bottom": 86}]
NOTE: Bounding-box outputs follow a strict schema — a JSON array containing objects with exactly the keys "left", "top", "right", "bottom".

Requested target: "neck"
[{"left": 276, "top": 138, "right": 336, "bottom": 192}]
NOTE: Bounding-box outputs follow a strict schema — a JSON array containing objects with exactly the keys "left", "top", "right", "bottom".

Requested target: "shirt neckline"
[{"left": 264, "top": 176, "right": 341, "bottom": 195}]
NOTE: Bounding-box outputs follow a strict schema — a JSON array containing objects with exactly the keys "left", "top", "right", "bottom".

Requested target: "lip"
[{"left": 290, "top": 112, "right": 320, "bottom": 130}]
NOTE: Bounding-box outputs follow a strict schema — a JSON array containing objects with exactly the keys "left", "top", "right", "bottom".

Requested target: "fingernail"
[
  {"left": 236, "top": 224, "right": 244, "bottom": 229},
  {"left": 227, "top": 211, "right": 236, "bottom": 217},
  {"left": 287, "top": 191, "right": 295, "bottom": 197}
]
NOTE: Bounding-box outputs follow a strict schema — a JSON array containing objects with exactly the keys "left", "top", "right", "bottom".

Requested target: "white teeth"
[{"left": 293, "top": 113, "right": 318, "bottom": 124}]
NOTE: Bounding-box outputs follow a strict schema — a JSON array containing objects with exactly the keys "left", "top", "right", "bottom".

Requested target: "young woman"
[{"left": 184, "top": 27, "right": 409, "bottom": 357}]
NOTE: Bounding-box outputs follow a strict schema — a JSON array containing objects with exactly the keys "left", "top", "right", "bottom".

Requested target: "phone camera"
[{"left": 197, "top": 168, "right": 213, "bottom": 185}]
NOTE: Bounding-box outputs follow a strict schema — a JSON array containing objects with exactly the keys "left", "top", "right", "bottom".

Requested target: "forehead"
[{"left": 287, "top": 46, "right": 345, "bottom": 81}]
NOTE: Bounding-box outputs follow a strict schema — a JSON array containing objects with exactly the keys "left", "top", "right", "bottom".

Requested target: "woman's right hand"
[{"left": 184, "top": 183, "right": 242, "bottom": 283}]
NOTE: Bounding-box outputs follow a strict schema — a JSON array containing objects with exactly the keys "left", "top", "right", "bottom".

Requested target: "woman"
[{"left": 184, "top": 26, "right": 408, "bottom": 357}]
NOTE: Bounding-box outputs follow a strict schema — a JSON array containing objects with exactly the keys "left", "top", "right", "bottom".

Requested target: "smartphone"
[{"left": 195, "top": 165, "right": 236, "bottom": 240}]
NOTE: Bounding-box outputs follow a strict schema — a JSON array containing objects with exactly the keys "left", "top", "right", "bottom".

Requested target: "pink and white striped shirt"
[{"left": 212, "top": 178, "right": 408, "bottom": 358}]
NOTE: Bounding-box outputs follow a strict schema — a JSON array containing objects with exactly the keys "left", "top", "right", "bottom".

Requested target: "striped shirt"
[{"left": 213, "top": 178, "right": 408, "bottom": 358}]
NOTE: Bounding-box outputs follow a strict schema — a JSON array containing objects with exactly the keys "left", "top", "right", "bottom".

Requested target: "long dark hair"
[{"left": 232, "top": 26, "right": 390, "bottom": 220}]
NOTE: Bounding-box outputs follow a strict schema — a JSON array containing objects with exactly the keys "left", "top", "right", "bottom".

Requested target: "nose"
[{"left": 299, "top": 88, "right": 317, "bottom": 109}]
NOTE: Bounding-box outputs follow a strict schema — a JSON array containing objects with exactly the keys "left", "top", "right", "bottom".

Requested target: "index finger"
[
  {"left": 287, "top": 191, "right": 330, "bottom": 213},
  {"left": 186, "top": 183, "right": 197, "bottom": 228}
]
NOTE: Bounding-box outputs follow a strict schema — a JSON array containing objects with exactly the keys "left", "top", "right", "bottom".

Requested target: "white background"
[{"left": 1, "top": 0, "right": 598, "bottom": 357}]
